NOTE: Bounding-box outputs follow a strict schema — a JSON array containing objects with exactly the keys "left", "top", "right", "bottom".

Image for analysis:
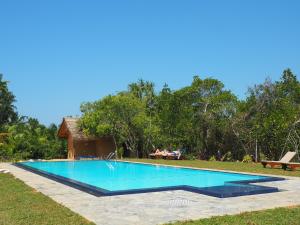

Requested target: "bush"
[
  {"left": 116, "top": 147, "right": 124, "bottom": 159},
  {"left": 259, "top": 152, "right": 267, "bottom": 161},
  {"left": 209, "top": 155, "right": 216, "bottom": 161},
  {"left": 242, "top": 154, "right": 253, "bottom": 163},
  {"left": 11, "top": 152, "right": 31, "bottom": 162},
  {"left": 221, "top": 151, "right": 233, "bottom": 161},
  {"left": 0, "top": 119, "right": 66, "bottom": 161},
  {"left": 184, "top": 153, "right": 196, "bottom": 160}
]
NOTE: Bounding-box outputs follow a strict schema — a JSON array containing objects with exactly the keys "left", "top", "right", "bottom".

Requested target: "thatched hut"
[{"left": 58, "top": 117, "right": 115, "bottom": 159}]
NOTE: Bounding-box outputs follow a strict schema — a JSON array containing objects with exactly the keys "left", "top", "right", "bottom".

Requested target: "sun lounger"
[
  {"left": 281, "top": 162, "right": 300, "bottom": 171},
  {"left": 261, "top": 151, "right": 296, "bottom": 168},
  {"left": 149, "top": 153, "right": 163, "bottom": 159},
  {"left": 149, "top": 149, "right": 184, "bottom": 160},
  {"left": 165, "top": 151, "right": 182, "bottom": 160},
  {"left": 0, "top": 169, "right": 9, "bottom": 174},
  {"left": 155, "top": 154, "right": 163, "bottom": 159},
  {"left": 149, "top": 153, "right": 156, "bottom": 159}
]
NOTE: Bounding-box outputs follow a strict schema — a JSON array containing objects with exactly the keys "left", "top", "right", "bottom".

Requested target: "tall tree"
[
  {"left": 80, "top": 69, "right": 300, "bottom": 161},
  {"left": 233, "top": 69, "right": 300, "bottom": 160},
  {"left": 0, "top": 74, "right": 18, "bottom": 128},
  {"left": 80, "top": 93, "right": 155, "bottom": 157}
]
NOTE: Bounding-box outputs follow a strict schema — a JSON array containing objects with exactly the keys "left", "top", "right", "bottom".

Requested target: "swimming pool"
[{"left": 16, "top": 160, "right": 284, "bottom": 198}]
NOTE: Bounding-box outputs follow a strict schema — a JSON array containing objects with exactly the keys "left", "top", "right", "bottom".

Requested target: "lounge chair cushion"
[
  {"left": 262, "top": 151, "right": 296, "bottom": 164},
  {"left": 279, "top": 151, "right": 297, "bottom": 163}
]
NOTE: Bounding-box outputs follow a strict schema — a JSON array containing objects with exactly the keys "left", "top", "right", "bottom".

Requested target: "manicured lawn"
[
  {"left": 168, "top": 206, "right": 300, "bottom": 225},
  {"left": 124, "top": 158, "right": 300, "bottom": 177},
  {"left": 0, "top": 173, "right": 94, "bottom": 225}
]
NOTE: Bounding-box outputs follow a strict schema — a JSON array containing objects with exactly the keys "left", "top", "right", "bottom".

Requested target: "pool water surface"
[{"left": 17, "top": 160, "right": 284, "bottom": 198}]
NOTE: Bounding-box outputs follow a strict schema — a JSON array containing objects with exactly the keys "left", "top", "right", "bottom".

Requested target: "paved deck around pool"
[{"left": 1, "top": 162, "right": 300, "bottom": 225}]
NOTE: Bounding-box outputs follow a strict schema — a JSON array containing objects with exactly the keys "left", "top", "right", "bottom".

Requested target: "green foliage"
[
  {"left": 221, "top": 151, "right": 233, "bottom": 162},
  {"left": 0, "top": 74, "right": 66, "bottom": 161},
  {"left": 0, "top": 74, "right": 18, "bottom": 129},
  {"left": 242, "top": 154, "right": 253, "bottom": 163},
  {"left": 259, "top": 152, "right": 267, "bottom": 161},
  {"left": 0, "top": 173, "right": 94, "bottom": 225},
  {"left": 184, "top": 153, "right": 197, "bottom": 160},
  {"left": 209, "top": 155, "right": 216, "bottom": 161},
  {"left": 116, "top": 147, "right": 124, "bottom": 159},
  {"left": 3, "top": 69, "right": 299, "bottom": 162},
  {"left": 155, "top": 76, "right": 237, "bottom": 159},
  {"left": 80, "top": 69, "right": 300, "bottom": 161},
  {"left": 169, "top": 205, "right": 300, "bottom": 225},
  {"left": 80, "top": 93, "right": 153, "bottom": 157},
  {"left": 234, "top": 69, "right": 300, "bottom": 160},
  {"left": 0, "top": 118, "right": 66, "bottom": 161}
]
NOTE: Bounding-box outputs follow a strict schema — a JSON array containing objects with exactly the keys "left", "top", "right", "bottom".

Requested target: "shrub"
[
  {"left": 242, "top": 154, "right": 253, "bottom": 163},
  {"left": 184, "top": 153, "right": 196, "bottom": 160},
  {"left": 221, "top": 151, "right": 233, "bottom": 161},
  {"left": 259, "top": 152, "right": 267, "bottom": 161},
  {"left": 209, "top": 155, "right": 216, "bottom": 161},
  {"left": 116, "top": 147, "right": 124, "bottom": 159}
]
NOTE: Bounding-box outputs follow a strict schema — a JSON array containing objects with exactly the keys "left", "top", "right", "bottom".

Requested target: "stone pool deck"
[{"left": 1, "top": 162, "right": 300, "bottom": 225}]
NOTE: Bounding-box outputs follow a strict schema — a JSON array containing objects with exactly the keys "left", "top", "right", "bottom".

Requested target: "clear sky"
[{"left": 1, "top": 0, "right": 299, "bottom": 125}]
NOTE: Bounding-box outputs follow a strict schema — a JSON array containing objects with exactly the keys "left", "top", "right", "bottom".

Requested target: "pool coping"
[{"left": 14, "top": 160, "right": 285, "bottom": 198}]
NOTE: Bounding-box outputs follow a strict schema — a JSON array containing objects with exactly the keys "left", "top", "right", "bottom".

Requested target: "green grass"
[
  {"left": 123, "top": 158, "right": 300, "bottom": 177},
  {"left": 167, "top": 206, "right": 300, "bottom": 225},
  {"left": 0, "top": 173, "right": 95, "bottom": 225}
]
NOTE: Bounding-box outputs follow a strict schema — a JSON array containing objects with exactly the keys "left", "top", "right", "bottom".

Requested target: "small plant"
[
  {"left": 242, "top": 154, "right": 253, "bottom": 163},
  {"left": 259, "top": 152, "right": 267, "bottom": 161},
  {"left": 209, "top": 155, "right": 216, "bottom": 161},
  {"left": 185, "top": 153, "right": 196, "bottom": 160},
  {"left": 221, "top": 151, "right": 233, "bottom": 161},
  {"left": 116, "top": 147, "right": 124, "bottom": 159}
]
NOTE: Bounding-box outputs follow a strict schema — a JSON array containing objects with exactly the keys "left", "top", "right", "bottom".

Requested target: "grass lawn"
[
  {"left": 124, "top": 158, "right": 300, "bottom": 177},
  {"left": 0, "top": 173, "right": 94, "bottom": 225},
  {"left": 168, "top": 206, "right": 300, "bottom": 225}
]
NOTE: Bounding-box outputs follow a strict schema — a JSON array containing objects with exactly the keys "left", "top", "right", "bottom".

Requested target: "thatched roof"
[{"left": 57, "top": 117, "right": 97, "bottom": 141}]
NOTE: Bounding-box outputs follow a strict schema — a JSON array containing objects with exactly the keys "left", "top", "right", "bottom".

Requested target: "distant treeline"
[
  {"left": 0, "top": 74, "right": 66, "bottom": 161},
  {"left": 80, "top": 69, "right": 300, "bottom": 161}
]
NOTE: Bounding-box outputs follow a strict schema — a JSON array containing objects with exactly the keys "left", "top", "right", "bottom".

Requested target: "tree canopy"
[
  {"left": 0, "top": 74, "right": 66, "bottom": 161},
  {"left": 80, "top": 69, "right": 300, "bottom": 161},
  {"left": 1, "top": 69, "right": 299, "bottom": 162},
  {"left": 0, "top": 74, "right": 18, "bottom": 129}
]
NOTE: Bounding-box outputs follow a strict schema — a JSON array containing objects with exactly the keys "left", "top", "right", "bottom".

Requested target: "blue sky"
[{"left": 1, "top": 0, "right": 299, "bottom": 125}]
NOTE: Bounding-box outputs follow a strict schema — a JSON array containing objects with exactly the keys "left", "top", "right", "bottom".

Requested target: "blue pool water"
[{"left": 20, "top": 160, "right": 269, "bottom": 192}]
